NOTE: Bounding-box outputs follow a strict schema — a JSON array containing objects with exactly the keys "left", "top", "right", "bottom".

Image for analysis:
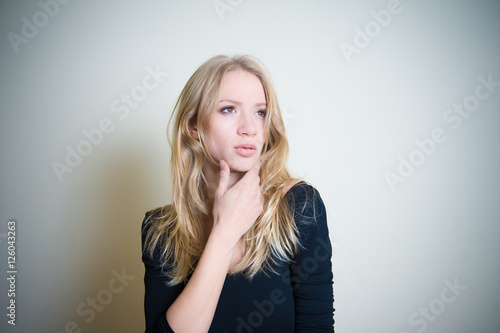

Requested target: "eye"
[
  {"left": 256, "top": 110, "right": 267, "bottom": 117},
  {"left": 220, "top": 106, "right": 236, "bottom": 114}
]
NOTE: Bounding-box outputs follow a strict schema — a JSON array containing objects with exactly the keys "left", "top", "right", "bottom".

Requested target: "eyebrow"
[{"left": 218, "top": 99, "right": 267, "bottom": 108}]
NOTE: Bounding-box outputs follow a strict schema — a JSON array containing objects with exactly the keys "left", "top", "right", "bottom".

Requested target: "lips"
[{"left": 234, "top": 143, "right": 257, "bottom": 157}]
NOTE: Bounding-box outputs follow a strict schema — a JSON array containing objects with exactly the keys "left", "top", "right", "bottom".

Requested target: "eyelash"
[
  {"left": 220, "top": 106, "right": 236, "bottom": 114},
  {"left": 219, "top": 106, "right": 267, "bottom": 117}
]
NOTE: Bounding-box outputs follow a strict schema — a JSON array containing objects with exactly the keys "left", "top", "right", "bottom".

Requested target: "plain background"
[{"left": 1, "top": 0, "right": 499, "bottom": 332}]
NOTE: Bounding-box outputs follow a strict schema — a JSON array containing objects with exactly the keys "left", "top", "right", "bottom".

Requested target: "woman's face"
[{"left": 205, "top": 69, "right": 267, "bottom": 172}]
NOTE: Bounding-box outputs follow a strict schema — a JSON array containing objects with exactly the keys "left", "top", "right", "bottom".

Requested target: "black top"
[{"left": 141, "top": 182, "right": 334, "bottom": 332}]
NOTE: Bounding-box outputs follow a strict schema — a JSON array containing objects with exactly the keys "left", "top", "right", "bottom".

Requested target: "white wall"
[{"left": 1, "top": 0, "right": 499, "bottom": 332}]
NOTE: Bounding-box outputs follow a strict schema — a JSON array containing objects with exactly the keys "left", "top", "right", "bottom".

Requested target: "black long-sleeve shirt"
[{"left": 142, "top": 182, "right": 334, "bottom": 332}]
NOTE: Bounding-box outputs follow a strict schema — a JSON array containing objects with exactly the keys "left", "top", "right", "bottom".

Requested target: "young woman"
[{"left": 142, "top": 55, "right": 334, "bottom": 332}]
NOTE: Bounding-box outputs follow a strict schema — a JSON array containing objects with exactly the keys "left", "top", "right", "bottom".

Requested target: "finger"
[
  {"left": 239, "top": 160, "right": 261, "bottom": 185},
  {"left": 253, "top": 159, "right": 261, "bottom": 172},
  {"left": 248, "top": 160, "right": 262, "bottom": 187},
  {"left": 250, "top": 175, "right": 261, "bottom": 189},
  {"left": 217, "top": 159, "right": 230, "bottom": 194}
]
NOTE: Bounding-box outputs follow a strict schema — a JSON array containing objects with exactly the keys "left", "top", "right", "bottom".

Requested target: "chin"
[
  {"left": 229, "top": 165, "right": 251, "bottom": 173},
  {"left": 227, "top": 159, "right": 256, "bottom": 173}
]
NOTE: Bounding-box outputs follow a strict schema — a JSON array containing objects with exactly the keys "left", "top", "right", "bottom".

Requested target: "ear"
[{"left": 188, "top": 121, "right": 199, "bottom": 140}]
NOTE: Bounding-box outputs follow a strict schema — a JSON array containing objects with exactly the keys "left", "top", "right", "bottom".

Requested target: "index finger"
[{"left": 239, "top": 160, "right": 261, "bottom": 186}]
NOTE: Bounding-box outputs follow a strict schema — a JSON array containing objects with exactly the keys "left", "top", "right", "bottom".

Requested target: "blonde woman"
[{"left": 142, "top": 55, "right": 334, "bottom": 332}]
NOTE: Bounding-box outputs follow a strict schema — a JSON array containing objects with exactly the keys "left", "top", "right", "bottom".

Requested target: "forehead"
[{"left": 219, "top": 70, "right": 266, "bottom": 103}]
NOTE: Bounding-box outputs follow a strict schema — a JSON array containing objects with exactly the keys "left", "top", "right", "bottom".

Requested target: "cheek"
[
  {"left": 260, "top": 123, "right": 269, "bottom": 143},
  {"left": 208, "top": 122, "right": 231, "bottom": 141},
  {"left": 205, "top": 123, "right": 230, "bottom": 153}
]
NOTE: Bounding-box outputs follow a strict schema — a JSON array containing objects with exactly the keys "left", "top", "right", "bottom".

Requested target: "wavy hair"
[{"left": 144, "top": 55, "right": 301, "bottom": 285}]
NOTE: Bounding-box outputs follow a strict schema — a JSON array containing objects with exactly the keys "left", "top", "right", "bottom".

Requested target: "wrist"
[{"left": 208, "top": 222, "right": 238, "bottom": 253}]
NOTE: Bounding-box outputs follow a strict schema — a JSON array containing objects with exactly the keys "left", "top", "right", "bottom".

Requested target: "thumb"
[{"left": 217, "top": 160, "right": 230, "bottom": 194}]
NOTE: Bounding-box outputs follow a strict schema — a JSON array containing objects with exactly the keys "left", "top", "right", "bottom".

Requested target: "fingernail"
[{"left": 219, "top": 160, "right": 224, "bottom": 168}]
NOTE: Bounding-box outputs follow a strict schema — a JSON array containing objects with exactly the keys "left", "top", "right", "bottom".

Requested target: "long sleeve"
[
  {"left": 141, "top": 184, "right": 334, "bottom": 333},
  {"left": 287, "top": 183, "right": 335, "bottom": 332},
  {"left": 141, "top": 212, "right": 183, "bottom": 333}
]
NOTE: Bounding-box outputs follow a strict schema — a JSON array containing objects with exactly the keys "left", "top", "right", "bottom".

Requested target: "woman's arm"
[
  {"left": 288, "top": 184, "right": 335, "bottom": 332},
  {"left": 164, "top": 230, "right": 234, "bottom": 331},
  {"left": 144, "top": 160, "right": 262, "bottom": 333}
]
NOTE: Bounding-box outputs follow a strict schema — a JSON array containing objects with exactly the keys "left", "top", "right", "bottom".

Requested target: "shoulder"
[
  {"left": 141, "top": 206, "right": 171, "bottom": 263},
  {"left": 284, "top": 182, "right": 329, "bottom": 253},
  {"left": 284, "top": 181, "right": 326, "bottom": 221},
  {"left": 141, "top": 205, "right": 171, "bottom": 234}
]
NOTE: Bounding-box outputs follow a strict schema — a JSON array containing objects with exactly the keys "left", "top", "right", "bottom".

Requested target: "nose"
[{"left": 237, "top": 112, "right": 257, "bottom": 136}]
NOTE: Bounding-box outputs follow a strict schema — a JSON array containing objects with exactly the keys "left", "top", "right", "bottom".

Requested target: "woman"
[{"left": 142, "top": 55, "right": 334, "bottom": 332}]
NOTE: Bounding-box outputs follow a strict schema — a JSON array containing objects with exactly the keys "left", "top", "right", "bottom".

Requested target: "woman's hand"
[
  {"left": 165, "top": 159, "right": 262, "bottom": 332},
  {"left": 211, "top": 159, "right": 263, "bottom": 248}
]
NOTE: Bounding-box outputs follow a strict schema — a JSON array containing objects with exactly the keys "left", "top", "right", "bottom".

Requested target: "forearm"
[
  {"left": 165, "top": 227, "right": 234, "bottom": 333},
  {"left": 165, "top": 160, "right": 262, "bottom": 332}
]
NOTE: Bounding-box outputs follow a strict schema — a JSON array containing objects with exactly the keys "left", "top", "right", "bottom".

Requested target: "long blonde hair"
[{"left": 144, "top": 55, "right": 300, "bottom": 285}]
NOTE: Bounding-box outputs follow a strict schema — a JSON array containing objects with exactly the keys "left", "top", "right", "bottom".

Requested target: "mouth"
[{"left": 234, "top": 144, "right": 257, "bottom": 157}]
